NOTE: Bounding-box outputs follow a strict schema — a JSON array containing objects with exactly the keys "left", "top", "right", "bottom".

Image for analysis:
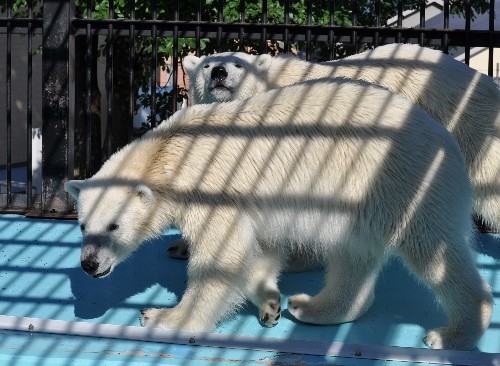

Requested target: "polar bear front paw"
[
  {"left": 259, "top": 298, "right": 281, "bottom": 327},
  {"left": 424, "top": 327, "right": 476, "bottom": 350}
]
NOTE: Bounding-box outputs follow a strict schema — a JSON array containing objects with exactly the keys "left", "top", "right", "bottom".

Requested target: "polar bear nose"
[
  {"left": 211, "top": 66, "right": 228, "bottom": 82},
  {"left": 81, "top": 258, "right": 99, "bottom": 275}
]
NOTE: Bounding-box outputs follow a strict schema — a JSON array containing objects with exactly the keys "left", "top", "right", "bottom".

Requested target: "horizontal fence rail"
[
  {"left": 69, "top": 20, "right": 500, "bottom": 47},
  {"left": 0, "top": 0, "right": 499, "bottom": 220}
]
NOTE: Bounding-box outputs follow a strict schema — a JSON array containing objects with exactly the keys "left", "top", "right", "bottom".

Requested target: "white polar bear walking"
[
  {"left": 184, "top": 43, "right": 500, "bottom": 231},
  {"left": 67, "top": 78, "right": 492, "bottom": 350}
]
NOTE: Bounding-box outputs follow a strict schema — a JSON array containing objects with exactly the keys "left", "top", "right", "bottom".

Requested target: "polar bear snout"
[
  {"left": 211, "top": 66, "right": 228, "bottom": 82},
  {"left": 80, "top": 254, "right": 112, "bottom": 278},
  {"left": 80, "top": 241, "right": 116, "bottom": 278}
]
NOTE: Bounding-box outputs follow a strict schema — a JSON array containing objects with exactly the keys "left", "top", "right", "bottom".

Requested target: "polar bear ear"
[
  {"left": 66, "top": 180, "right": 85, "bottom": 200},
  {"left": 255, "top": 54, "right": 272, "bottom": 72},
  {"left": 183, "top": 55, "right": 201, "bottom": 77},
  {"left": 135, "top": 184, "right": 154, "bottom": 205}
]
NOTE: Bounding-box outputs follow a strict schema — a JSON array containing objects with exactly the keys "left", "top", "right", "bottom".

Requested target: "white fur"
[
  {"left": 67, "top": 78, "right": 492, "bottom": 350},
  {"left": 185, "top": 44, "right": 500, "bottom": 231}
]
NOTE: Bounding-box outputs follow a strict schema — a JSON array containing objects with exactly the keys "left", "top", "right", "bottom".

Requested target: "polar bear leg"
[
  {"left": 398, "top": 235, "right": 493, "bottom": 350},
  {"left": 288, "top": 249, "right": 385, "bottom": 325},
  {"left": 142, "top": 208, "right": 256, "bottom": 332},
  {"left": 140, "top": 275, "right": 245, "bottom": 332},
  {"left": 246, "top": 248, "right": 284, "bottom": 327}
]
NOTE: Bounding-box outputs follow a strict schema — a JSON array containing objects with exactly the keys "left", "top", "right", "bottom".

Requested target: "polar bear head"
[
  {"left": 67, "top": 178, "right": 161, "bottom": 278},
  {"left": 183, "top": 52, "right": 272, "bottom": 105}
]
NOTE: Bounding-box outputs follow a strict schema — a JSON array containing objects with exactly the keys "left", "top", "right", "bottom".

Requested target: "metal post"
[{"left": 41, "top": 0, "right": 72, "bottom": 214}]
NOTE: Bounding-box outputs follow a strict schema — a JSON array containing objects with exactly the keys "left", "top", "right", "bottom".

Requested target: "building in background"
[{"left": 387, "top": 0, "right": 500, "bottom": 83}]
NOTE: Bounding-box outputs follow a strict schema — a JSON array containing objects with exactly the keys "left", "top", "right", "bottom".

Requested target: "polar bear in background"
[
  {"left": 183, "top": 44, "right": 500, "bottom": 232},
  {"left": 67, "top": 78, "right": 492, "bottom": 350},
  {"left": 186, "top": 52, "right": 272, "bottom": 104}
]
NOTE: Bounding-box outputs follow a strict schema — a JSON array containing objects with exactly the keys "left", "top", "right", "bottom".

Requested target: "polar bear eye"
[
  {"left": 108, "top": 223, "right": 119, "bottom": 232},
  {"left": 234, "top": 63, "right": 243, "bottom": 68},
  {"left": 80, "top": 224, "right": 86, "bottom": 232},
  {"left": 203, "top": 64, "right": 210, "bottom": 69}
]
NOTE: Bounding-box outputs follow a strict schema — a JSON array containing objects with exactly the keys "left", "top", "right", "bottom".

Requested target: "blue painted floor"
[{"left": 0, "top": 214, "right": 498, "bottom": 365}]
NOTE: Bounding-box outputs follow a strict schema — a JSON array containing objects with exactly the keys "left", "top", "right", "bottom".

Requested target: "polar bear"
[
  {"left": 67, "top": 78, "right": 492, "bottom": 350},
  {"left": 184, "top": 43, "right": 500, "bottom": 232}
]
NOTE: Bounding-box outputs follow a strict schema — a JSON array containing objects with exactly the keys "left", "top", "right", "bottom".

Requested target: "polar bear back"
[
  {"left": 145, "top": 78, "right": 472, "bottom": 250},
  {"left": 269, "top": 44, "right": 500, "bottom": 136},
  {"left": 266, "top": 45, "right": 500, "bottom": 230}
]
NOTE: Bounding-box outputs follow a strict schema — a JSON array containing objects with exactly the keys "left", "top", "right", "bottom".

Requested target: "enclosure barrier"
[{"left": 0, "top": 0, "right": 499, "bottom": 216}]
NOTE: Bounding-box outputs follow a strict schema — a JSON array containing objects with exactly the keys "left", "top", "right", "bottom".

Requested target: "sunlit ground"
[{"left": 0, "top": 214, "right": 498, "bottom": 365}]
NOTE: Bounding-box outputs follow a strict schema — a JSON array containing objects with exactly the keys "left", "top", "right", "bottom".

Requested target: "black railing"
[{"left": 0, "top": 0, "right": 499, "bottom": 215}]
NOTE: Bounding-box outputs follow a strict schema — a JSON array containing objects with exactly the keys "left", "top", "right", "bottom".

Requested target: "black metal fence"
[{"left": 0, "top": 0, "right": 499, "bottom": 216}]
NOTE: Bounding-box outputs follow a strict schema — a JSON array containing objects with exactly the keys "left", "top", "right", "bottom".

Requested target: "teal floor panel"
[{"left": 0, "top": 214, "right": 498, "bottom": 365}]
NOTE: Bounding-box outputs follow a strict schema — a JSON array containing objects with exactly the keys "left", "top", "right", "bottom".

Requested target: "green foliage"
[{"left": 0, "top": 0, "right": 41, "bottom": 17}]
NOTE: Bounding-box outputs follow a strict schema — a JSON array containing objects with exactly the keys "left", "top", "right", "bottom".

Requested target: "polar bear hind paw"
[
  {"left": 140, "top": 307, "right": 211, "bottom": 332},
  {"left": 140, "top": 308, "right": 169, "bottom": 328},
  {"left": 287, "top": 293, "right": 368, "bottom": 325},
  {"left": 259, "top": 298, "right": 281, "bottom": 327},
  {"left": 287, "top": 294, "right": 319, "bottom": 323},
  {"left": 140, "top": 307, "right": 189, "bottom": 330},
  {"left": 424, "top": 327, "right": 477, "bottom": 350}
]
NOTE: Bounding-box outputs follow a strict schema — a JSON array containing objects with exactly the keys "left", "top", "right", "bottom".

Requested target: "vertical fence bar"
[
  {"left": 261, "top": 0, "right": 268, "bottom": 54},
  {"left": 85, "top": 0, "right": 93, "bottom": 177},
  {"left": 106, "top": 0, "right": 115, "bottom": 151},
  {"left": 419, "top": 0, "right": 425, "bottom": 46},
  {"left": 150, "top": 0, "right": 157, "bottom": 128},
  {"left": 373, "top": 0, "right": 380, "bottom": 48},
  {"left": 26, "top": 0, "right": 33, "bottom": 208},
  {"left": 464, "top": 0, "right": 471, "bottom": 65},
  {"left": 488, "top": 0, "right": 495, "bottom": 76},
  {"left": 260, "top": 0, "right": 267, "bottom": 53},
  {"left": 41, "top": 0, "right": 72, "bottom": 214},
  {"left": 217, "top": 0, "right": 223, "bottom": 52},
  {"left": 351, "top": 0, "right": 358, "bottom": 54},
  {"left": 329, "top": 0, "right": 335, "bottom": 60},
  {"left": 172, "top": 0, "right": 179, "bottom": 113},
  {"left": 129, "top": 0, "right": 135, "bottom": 141},
  {"left": 68, "top": 0, "right": 76, "bottom": 187},
  {"left": 283, "top": 0, "right": 290, "bottom": 54},
  {"left": 442, "top": 0, "right": 449, "bottom": 53},
  {"left": 396, "top": 0, "right": 402, "bottom": 44},
  {"left": 6, "top": 0, "right": 12, "bottom": 209},
  {"left": 239, "top": 0, "right": 245, "bottom": 51},
  {"left": 196, "top": 0, "right": 202, "bottom": 55},
  {"left": 305, "top": 0, "right": 312, "bottom": 60}
]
